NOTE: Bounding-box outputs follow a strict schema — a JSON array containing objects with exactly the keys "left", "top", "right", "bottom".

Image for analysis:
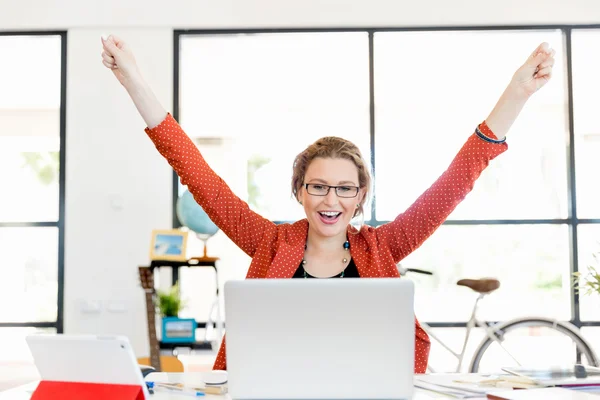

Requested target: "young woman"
[{"left": 101, "top": 35, "right": 554, "bottom": 373}]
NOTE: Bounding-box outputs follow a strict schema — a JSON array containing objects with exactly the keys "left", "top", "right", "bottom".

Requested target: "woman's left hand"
[{"left": 510, "top": 42, "right": 555, "bottom": 98}]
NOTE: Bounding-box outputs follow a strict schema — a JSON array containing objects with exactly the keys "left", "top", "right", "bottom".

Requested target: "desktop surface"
[{"left": 0, "top": 380, "right": 464, "bottom": 400}]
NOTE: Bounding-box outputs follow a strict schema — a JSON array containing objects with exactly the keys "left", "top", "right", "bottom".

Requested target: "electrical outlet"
[
  {"left": 107, "top": 301, "right": 127, "bottom": 313},
  {"left": 80, "top": 300, "right": 102, "bottom": 314}
]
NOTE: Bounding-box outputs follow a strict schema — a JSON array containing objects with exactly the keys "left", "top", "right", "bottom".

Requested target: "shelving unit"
[{"left": 148, "top": 257, "right": 223, "bottom": 352}]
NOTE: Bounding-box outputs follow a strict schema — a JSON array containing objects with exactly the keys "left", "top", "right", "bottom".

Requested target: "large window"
[
  {"left": 0, "top": 33, "right": 65, "bottom": 348},
  {"left": 178, "top": 32, "right": 372, "bottom": 221},
  {"left": 573, "top": 30, "right": 600, "bottom": 220},
  {"left": 176, "top": 27, "right": 600, "bottom": 367},
  {"left": 374, "top": 30, "right": 568, "bottom": 221}
]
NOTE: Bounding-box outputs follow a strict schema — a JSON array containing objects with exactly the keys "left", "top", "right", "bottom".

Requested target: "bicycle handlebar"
[
  {"left": 406, "top": 268, "right": 433, "bottom": 275},
  {"left": 397, "top": 264, "right": 434, "bottom": 276}
]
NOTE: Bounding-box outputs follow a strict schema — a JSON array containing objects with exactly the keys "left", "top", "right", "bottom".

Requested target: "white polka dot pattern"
[{"left": 145, "top": 115, "right": 508, "bottom": 374}]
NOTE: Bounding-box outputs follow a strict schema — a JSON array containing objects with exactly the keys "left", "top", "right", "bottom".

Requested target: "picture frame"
[
  {"left": 149, "top": 229, "right": 189, "bottom": 262},
  {"left": 161, "top": 317, "right": 197, "bottom": 343}
]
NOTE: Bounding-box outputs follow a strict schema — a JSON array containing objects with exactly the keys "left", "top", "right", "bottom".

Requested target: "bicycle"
[{"left": 398, "top": 265, "right": 599, "bottom": 373}]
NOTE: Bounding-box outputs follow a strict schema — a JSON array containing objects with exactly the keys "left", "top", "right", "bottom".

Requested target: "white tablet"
[{"left": 26, "top": 334, "right": 149, "bottom": 398}]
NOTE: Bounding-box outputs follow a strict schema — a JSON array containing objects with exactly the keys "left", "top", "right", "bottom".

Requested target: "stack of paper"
[
  {"left": 145, "top": 371, "right": 228, "bottom": 396},
  {"left": 415, "top": 374, "right": 529, "bottom": 399},
  {"left": 486, "top": 387, "right": 600, "bottom": 399}
]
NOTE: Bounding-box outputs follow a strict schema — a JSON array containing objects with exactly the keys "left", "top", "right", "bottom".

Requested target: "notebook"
[
  {"left": 502, "top": 365, "right": 600, "bottom": 386},
  {"left": 487, "top": 387, "right": 600, "bottom": 400}
]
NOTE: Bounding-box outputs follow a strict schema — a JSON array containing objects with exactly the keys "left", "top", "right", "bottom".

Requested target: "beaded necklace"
[{"left": 302, "top": 240, "right": 350, "bottom": 278}]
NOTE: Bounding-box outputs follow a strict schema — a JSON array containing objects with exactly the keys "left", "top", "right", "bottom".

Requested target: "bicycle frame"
[
  {"left": 402, "top": 266, "right": 597, "bottom": 372},
  {"left": 420, "top": 293, "right": 521, "bottom": 373}
]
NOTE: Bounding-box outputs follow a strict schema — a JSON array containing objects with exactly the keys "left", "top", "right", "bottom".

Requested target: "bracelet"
[{"left": 475, "top": 125, "right": 506, "bottom": 144}]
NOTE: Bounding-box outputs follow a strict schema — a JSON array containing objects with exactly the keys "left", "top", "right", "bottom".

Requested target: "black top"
[{"left": 292, "top": 258, "right": 360, "bottom": 278}]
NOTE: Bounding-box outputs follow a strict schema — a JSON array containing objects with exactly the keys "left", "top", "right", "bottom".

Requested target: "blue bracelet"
[{"left": 475, "top": 126, "right": 506, "bottom": 144}]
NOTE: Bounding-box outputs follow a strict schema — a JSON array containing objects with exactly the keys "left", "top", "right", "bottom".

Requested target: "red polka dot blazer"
[{"left": 145, "top": 114, "right": 507, "bottom": 374}]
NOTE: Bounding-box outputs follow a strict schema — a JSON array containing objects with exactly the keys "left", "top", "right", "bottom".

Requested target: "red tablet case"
[{"left": 30, "top": 380, "right": 145, "bottom": 400}]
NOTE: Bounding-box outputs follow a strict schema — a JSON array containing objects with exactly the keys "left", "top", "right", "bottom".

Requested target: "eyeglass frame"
[{"left": 303, "top": 183, "right": 360, "bottom": 198}]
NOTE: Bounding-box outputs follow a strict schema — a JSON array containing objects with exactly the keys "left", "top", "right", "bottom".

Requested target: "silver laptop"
[{"left": 225, "top": 278, "right": 415, "bottom": 400}]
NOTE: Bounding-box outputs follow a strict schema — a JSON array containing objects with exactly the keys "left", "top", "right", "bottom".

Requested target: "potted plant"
[{"left": 157, "top": 284, "right": 197, "bottom": 343}]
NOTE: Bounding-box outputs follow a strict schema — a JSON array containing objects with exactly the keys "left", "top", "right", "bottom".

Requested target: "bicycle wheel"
[{"left": 469, "top": 317, "right": 598, "bottom": 373}]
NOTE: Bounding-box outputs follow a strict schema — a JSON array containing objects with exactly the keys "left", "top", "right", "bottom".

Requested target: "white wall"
[
  {"left": 3, "top": 0, "right": 600, "bottom": 358},
  {"left": 2, "top": 0, "right": 600, "bottom": 29},
  {"left": 64, "top": 28, "right": 174, "bottom": 356}
]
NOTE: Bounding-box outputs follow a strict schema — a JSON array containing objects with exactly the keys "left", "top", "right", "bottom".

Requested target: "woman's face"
[{"left": 298, "top": 157, "right": 364, "bottom": 240}]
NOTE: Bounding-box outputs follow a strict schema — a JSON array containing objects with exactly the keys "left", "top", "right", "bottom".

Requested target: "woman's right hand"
[
  {"left": 101, "top": 35, "right": 142, "bottom": 89},
  {"left": 100, "top": 34, "right": 167, "bottom": 128}
]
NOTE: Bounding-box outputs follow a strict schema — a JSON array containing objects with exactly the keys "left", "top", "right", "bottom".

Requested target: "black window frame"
[
  {"left": 173, "top": 24, "right": 600, "bottom": 330},
  {"left": 0, "top": 31, "right": 67, "bottom": 333}
]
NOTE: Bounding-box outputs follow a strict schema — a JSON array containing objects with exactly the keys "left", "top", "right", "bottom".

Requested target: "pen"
[
  {"left": 148, "top": 381, "right": 225, "bottom": 395},
  {"left": 152, "top": 383, "right": 206, "bottom": 397}
]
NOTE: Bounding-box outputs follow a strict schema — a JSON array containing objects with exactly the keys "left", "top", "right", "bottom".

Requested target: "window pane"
[
  {"left": 178, "top": 267, "right": 217, "bottom": 311},
  {"left": 0, "top": 149, "right": 60, "bottom": 223},
  {"left": 180, "top": 33, "right": 371, "bottom": 221},
  {"left": 576, "top": 224, "right": 600, "bottom": 321},
  {"left": 0, "top": 35, "right": 61, "bottom": 223},
  {"left": 573, "top": 30, "right": 600, "bottom": 218},
  {"left": 0, "top": 327, "right": 55, "bottom": 363},
  {"left": 0, "top": 36, "right": 61, "bottom": 109},
  {"left": 374, "top": 30, "right": 568, "bottom": 221},
  {"left": 580, "top": 327, "right": 600, "bottom": 364},
  {"left": 0, "top": 327, "right": 54, "bottom": 391},
  {"left": 426, "top": 327, "right": 485, "bottom": 373},
  {"left": 0, "top": 228, "right": 58, "bottom": 322},
  {"left": 401, "top": 225, "right": 570, "bottom": 322}
]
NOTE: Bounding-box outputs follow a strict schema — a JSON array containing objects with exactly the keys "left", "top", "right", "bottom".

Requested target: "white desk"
[
  {"left": 0, "top": 374, "right": 487, "bottom": 400},
  {"left": 0, "top": 382, "right": 225, "bottom": 400},
  {"left": 0, "top": 382, "right": 485, "bottom": 400}
]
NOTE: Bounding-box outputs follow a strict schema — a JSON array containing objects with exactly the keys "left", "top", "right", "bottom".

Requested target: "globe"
[{"left": 176, "top": 189, "right": 219, "bottom": 258}]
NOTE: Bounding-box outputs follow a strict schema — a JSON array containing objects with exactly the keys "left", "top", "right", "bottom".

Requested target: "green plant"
[
  {"left": 21, "top": 152, "right": 59, "bottom": 185},
  {"left": 157, "top": 284, "right": 185, "bottom": 317},
  {"left": 535, "top": 272, "right": 563, "bottom": 290},
  {"left": 573, "top": 265, "right": 600, "bottom": 296}
]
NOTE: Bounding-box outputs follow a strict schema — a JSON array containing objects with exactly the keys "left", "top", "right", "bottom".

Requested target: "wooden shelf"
[{"left": 159, "top": 340, "right": 213, "bottom": 351}]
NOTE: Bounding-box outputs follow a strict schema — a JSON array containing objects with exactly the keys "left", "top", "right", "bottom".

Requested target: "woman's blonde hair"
[{"left": 291, "top": 136, "right": 371, "bottom": 218}]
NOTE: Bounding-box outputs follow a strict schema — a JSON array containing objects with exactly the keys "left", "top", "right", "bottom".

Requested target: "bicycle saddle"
[{"left": 456, "top": 278, "right": 500, "bottom": 293}]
